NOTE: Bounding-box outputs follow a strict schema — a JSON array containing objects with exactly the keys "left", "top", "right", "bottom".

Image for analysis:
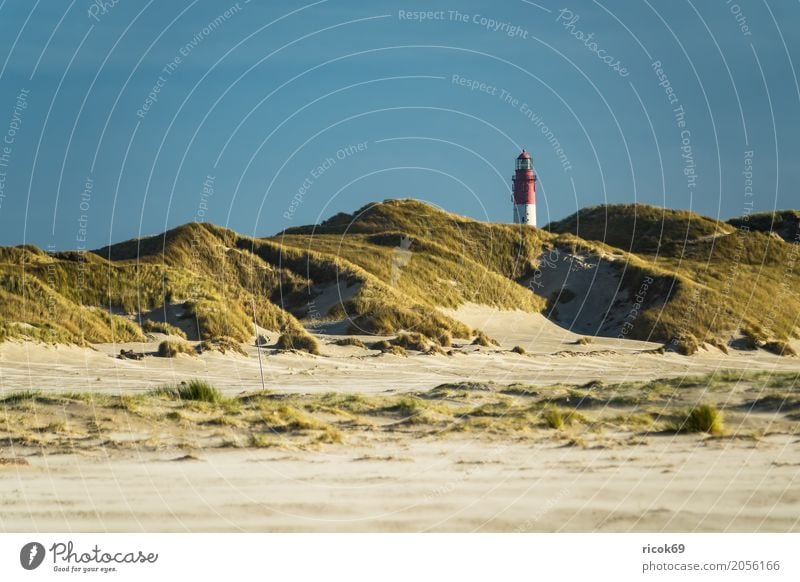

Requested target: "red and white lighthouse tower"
[{"left": 512, "top": 149, "right": 537, "bottom": 227}]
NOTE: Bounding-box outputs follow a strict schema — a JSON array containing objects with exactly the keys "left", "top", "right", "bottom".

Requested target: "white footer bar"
[{"left": 1, "top": 533, "right": 797, "bottom": 581}]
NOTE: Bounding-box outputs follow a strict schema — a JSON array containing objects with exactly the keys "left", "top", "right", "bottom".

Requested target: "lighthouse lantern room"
[{"left": 512, "top": 149, "right": 537, "bottom": 228}]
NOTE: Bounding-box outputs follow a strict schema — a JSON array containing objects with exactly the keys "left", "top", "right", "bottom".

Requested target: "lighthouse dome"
[{"left": 515, "top": 149, "right": 532, "bottom": 170}]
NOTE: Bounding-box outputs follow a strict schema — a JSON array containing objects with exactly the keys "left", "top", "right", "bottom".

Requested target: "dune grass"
[
  {"left": 334, "top": 337, "right": 367, "bottom": 349},
  {"left": 157, "top": 339, "right": 196, "bottom": 358},
  {"left": 142, "top": 319, "right": 187, "bottom": 338},
  {"left": 2, "top": 371, "right": 796, "bottom": 452},
  {"left": 149, "top": 379, "right": 224, "bottom": 403},
  {"left": 543, "top": 407, "right": 565, "bottom": 430},
  {"left": 545, "top": 203, "right": 733, "bottom": 253},
  {"left": 0, "top": 390, "right": 41, "bottom": 404},
  {"left": 472, "top": 331, "right": 499, "bottom": 347},
  {"left": 670, "top": 404, "right": 724, "bottom": 435},
  {"left": 1, "top": 200, "right": 798, "bottom": 350},
  {"left": 275, "top": 332, "right": 321, "bottom": 355}
]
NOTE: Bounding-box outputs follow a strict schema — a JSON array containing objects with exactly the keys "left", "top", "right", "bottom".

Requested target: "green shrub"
[
  {"left": 150, "top": 379, "right": 223, "bottom": 403},
  {"left": 671, "top": 404, "right": 724, "bottom": 435},
  {"left": 543, "top": 407, "right": 564, "bottom": 430}
]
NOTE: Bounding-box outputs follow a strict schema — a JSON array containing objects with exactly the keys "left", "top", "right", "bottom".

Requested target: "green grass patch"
[
  {"left": 150, "top": 379, "right": 224, "bottom": 403},
  {"left": 670, "top": 404, "right": 724, "bottom": 435}
]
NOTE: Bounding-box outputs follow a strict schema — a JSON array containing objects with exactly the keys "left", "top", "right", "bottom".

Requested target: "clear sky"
[{"left": 0, "top": 0, "right": 797, "bottom": 249}]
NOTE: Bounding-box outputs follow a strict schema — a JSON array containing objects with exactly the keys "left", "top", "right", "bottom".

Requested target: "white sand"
[
  {"left": 2, "top": 434, "right": 798, "bottom": 532},
  {"left": 2, "top": 303, "right": 799, "bottom": 532},
  {"left": 2, "top": 304, "right": 795, "bottom": 395}
]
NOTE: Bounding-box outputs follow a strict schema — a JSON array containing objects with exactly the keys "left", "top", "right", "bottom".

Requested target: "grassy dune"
[
  {"left": 0, "top": 200, "right": 797, "bottom": 349},
  {"left": 546, "top": 203, "right": 800, "bottom": 347}
]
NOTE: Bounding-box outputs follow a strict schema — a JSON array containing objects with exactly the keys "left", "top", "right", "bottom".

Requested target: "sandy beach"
[
  {"left": 3, "top": 434, "right": 798, "bottom": 532},
  {"left": 1, "top": 305, "right": 797, "bottom": 395},
  {"left": 1, "top": 305, "right": 799, "bottom": 532}
]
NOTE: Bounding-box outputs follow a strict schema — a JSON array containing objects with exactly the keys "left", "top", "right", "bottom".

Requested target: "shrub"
[
  {"left": 672, "top": 335, "right": 699, "bottom": 356},
  {"left": 391, "top": 397, "right": 424, "bottom": 418},
  {"left": 472, "top": 331, "right": 498, "bottom": 347},
  {"left": 542, "top": 406, "right": 585, "bottom": 429},
  {"left": 157, "top": 340, "right": 196, "bottom": 357},
  {"left": 393, "top": 332, "right": 430, "bottom": 352},
  {"left": 199, "top": 336, "right": 248, "bottom": 356},
  {"left": 142, "top": 319, "right": 187, "bottom": 339},
  {"left": 511, "top": 345, "right": 526, "bottom": 355},
  {"left": 275, "top": 332, "right": 320, "bottom": 355},
  {"left": 671, "top": 404, "right": 724, "bottom": 435},
  {"left": 543, "top": 407, "right": 564, "bottom": 430},
  {"left": 334, "top": 337, "right": 366, "bottom": 349},
  {"left": 150, "top": 379, "right": 224, "bottom": 403}
]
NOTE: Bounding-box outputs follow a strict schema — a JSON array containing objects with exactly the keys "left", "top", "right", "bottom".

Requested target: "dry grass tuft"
[{"left": 157, "top": 340, "right": 196, "bottom": 358}]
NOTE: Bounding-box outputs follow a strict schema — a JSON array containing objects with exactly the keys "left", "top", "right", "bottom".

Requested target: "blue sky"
[{"left": 0, "top": 0, "right": 797, "bottom": 249}]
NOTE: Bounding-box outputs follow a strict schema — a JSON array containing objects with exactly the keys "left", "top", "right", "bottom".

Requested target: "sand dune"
[{"left": 0, "top": 304, "right": 797, "bottom": 396}]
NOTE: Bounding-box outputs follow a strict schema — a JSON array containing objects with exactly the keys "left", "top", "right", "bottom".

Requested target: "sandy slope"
[{"left": 525, "top": 248, "right": 634, "bottom": 336}]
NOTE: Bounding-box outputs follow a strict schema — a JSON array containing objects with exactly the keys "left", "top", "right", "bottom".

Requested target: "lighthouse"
[{"left": 512, "top": 149, "right": 536, "bottom": 227}]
